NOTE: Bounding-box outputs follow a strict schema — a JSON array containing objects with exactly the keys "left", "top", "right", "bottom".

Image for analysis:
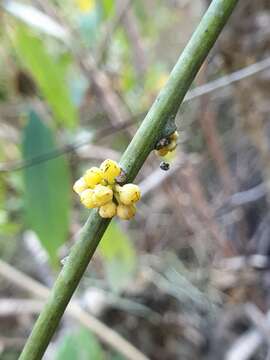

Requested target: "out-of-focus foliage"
[
  {"left": 55, "top": 327, "right": 104, "bottom": 360},
  {"left": 0, "top": 1, "right": 204, "bottom": 357},
  {"left": 76, "top": 0, "right": 96, "bottom": 13},
  {"left": 14, "top": 26, "right": 77, "bottom": 127},
  {"left": 0, "top": 0, "right": 223, "bottom": 358},
  {"left": 99, "top": 221, "right": 136, "bottom": 292},
  {"left": 3, "top": 1, "right": 69, "bottom": 39},
  {"left": 101, "top": 0, "right": 115, "bottom": 18},
  {"left": 22, "top": 111, "right": 70, "bottom": 264},
  {"left": 3, "top": 1, "right": 270, "bottom": 359}
]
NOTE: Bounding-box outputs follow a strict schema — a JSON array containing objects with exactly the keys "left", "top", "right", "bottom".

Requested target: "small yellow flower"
[
  {"left": 155, "top": 131, "right": 178, "bottom": 157},
  {"left": 117, "top": 204, "right": 136, "bottom": 220},
  {"left": 155, "top": 148, "right": 169, "bottom": 157},
  {"left": 73, "top": 177, "right": 88, "bottom": 194},
  {"left": 170, "top": 131, "right": 179, "bottom": 141},
  {"left": 74, "top": 159, "right": 140, "bottom": 220},
  {"left": 93, "top": 184, "right": 113, "bottom": 206},
  {"left": 99, "top": 201, "right": 117, "bottom": 218},
  {"left": 118, "top": 184, "right": 141, "bottom": 205},
  {"left": 100, "top": 159, "right": 121, "bottom": 183},
  {"left": 167, "top": 139, "right": 177, "bottom": 152},
  {"left": 80, "top": 189, "right": 97, "bottom": 208},
  {"left": 84, "top": 167, "right": 103, "bottom": 188}
]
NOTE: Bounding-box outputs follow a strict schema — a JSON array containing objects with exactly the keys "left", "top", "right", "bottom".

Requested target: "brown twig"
[
  {"left": 96, "top": 0, "right": 135, "bottom": 65},
  {"left": 116, "top": 0, "right": 147, "bottom": 77},
  {"left": 2, "top": 57, "right": 270, "bottom": 173},
  {"left": 33, "top": 0, "right": 133, "bottom": 129},
  {"left": 181, "top": 160, "right": 230, "bottom": 251},
  {"left": 197, "top": 64, "right": 236, "bottom": 195}
]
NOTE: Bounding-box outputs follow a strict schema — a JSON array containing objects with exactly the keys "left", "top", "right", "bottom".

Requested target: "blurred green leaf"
[
  {"left": 0, "top": 174, "right": 6, "bottom": 205},
  {"left": 22, "top": 111, "right": 70, "bottom": 264},
  {"left": 110, "top": 356, "right": 125, "bottom": 360},
  {"left": 55, "top": 327, "right": 104, "bottom": 360},
  {"left": 120, "top": 64, "right": 136, "bottom": 92},
  {"left": 144, "top": 64, "right": 168, "bottom": 92},
  {"left": 0, "top": 174, "right": 20, "bottom": 237},
  {"left": 14, "top": 25, "right": 77, "bottom": 128},
  {"left": 99, "top": 221, "right": 136, "bottom": 292},
  {"left": 101, "top": 0, "right": 115, "bottom": 19}
]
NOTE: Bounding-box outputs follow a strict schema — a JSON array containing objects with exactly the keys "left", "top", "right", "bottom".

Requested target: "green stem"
[{"left": 19, "top": 1, "right": 238, "bottom": 359}]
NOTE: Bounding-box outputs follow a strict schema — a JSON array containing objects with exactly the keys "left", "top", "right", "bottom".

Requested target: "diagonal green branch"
[{"left": 19, "top": 1, "right": 239, "bottom": 359}]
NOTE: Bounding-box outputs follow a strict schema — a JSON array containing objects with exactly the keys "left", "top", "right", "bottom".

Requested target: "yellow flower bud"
[
  {"left": 118, "top": 184, "right": 141, "bottom": 205},
  {"left": 73, "top": 177, "right": 88, "bottom": 194},
  {"left": 99, "top": 201, "right": 117, "bottom": 218},
  {"left": 80, "top": 189, "right": 97, "bottom": 208},
  {"left": 100, "top": 159, "right": 121, "bottom": 183},
  {"left": 167, "top": 139, "right": 177, "bottom": 152},
  {"left": 155, "top": 148, "right": 169, "bottom": 157},
  {"left": 117, "top": 204, "right": 136, "bottom": 220},
  {"left": 170, "top": 131, "right": 179, "bottom": 141},
  {"left": 93, "top": 184, "right": 113, "bottom": 206},
  {"left": 84, "top": 167, "right": 103, "bottom": 188}
]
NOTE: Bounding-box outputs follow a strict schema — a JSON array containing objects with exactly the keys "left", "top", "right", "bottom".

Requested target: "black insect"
[{"left": 160, "top": 161, "right": 170, "bottom": 171}]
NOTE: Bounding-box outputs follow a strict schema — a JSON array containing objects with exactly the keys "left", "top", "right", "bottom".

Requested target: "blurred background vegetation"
[{"left": 1, "top": 0, "right": 270, "bottom": 359}]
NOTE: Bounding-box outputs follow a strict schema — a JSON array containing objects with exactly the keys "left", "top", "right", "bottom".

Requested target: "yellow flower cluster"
[
  {"left": 155, "top": 131, "right": 179, "bottom": 157},
  {"left": 73, "top": 159, "right": 141, "bottom": 220}
]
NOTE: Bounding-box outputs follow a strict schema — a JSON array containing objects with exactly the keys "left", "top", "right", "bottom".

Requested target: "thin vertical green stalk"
[{"left": 19, "top": 1, "right": 238, "bottom": 359}]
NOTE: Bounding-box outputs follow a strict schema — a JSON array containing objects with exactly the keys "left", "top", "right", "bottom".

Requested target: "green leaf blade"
[
  {"left": 14, "top": 26, "right": 78, "bottom": 128},
  {"left": 99, "top": 221, "right": 136, "bottom": 292},
  {"left": 22, "top": 111, "right": 70, "bottom": 263},
  {"left": 55, "top": 327, "right": 104, "bottom": 360}
]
